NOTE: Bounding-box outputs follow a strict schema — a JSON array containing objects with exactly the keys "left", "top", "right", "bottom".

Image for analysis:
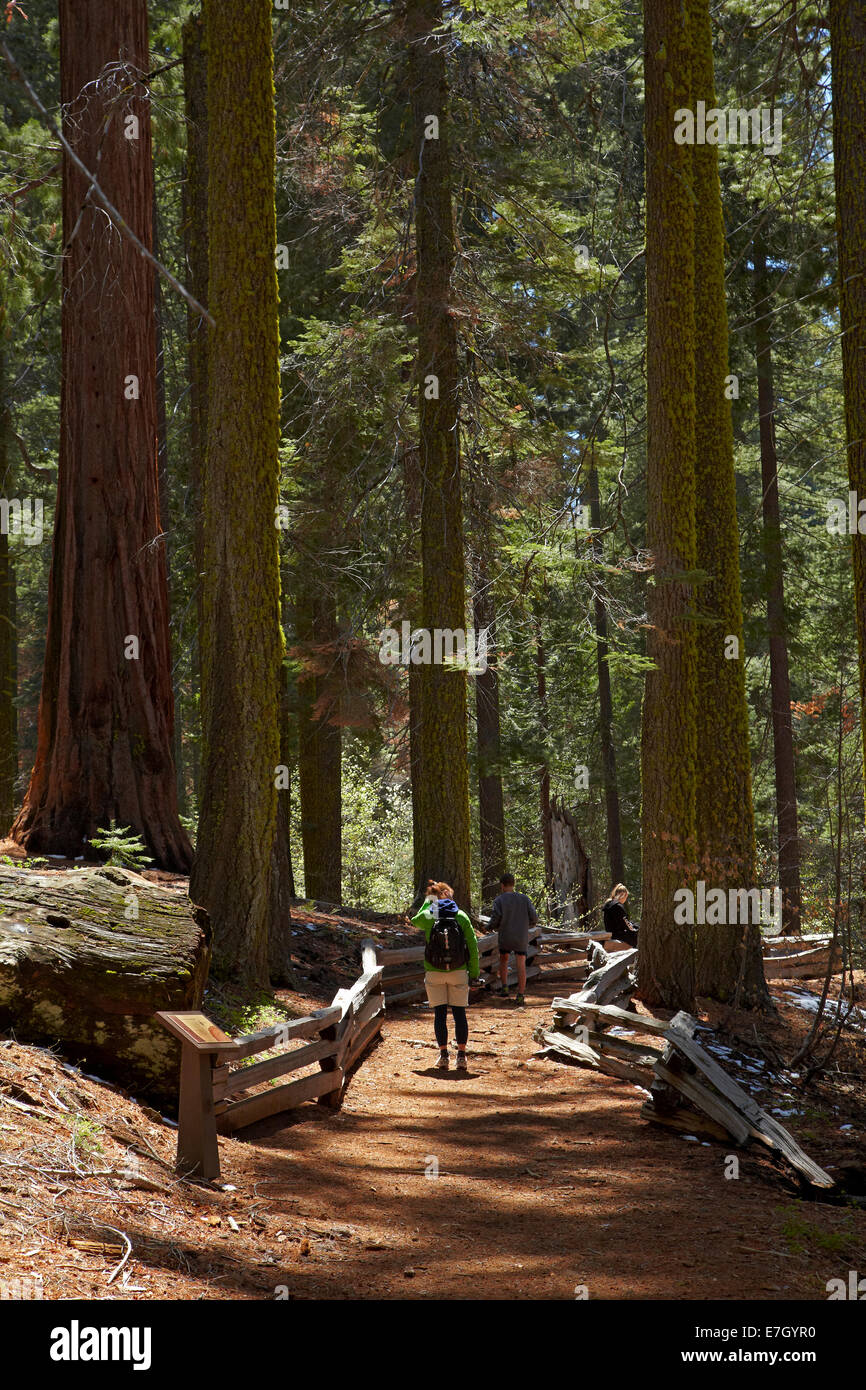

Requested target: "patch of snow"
[
  {"left": 784, "top": 988, "right": 866, "bottom": 1027},
  {"left": 682, "top": 1135, "right": 699, "bottom": 1142}
]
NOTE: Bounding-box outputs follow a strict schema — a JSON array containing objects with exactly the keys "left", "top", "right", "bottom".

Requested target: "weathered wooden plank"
[
  {"left": 343, "top": 965, "right": 384, "bottom": 1009},
  {"left": 763, "top": 935, "right": 833, "bottom": 955},
  {"left": 549, "top": 1000, "right": 676, "bottom": 1035},
  {"left": 539, "top": 931, "right": 610, "bottom": 947},
  {"left": 577, "top": 947, "right": 638, "bottom": 1004},
  {"left": 216, "top": 1067, "right": 342, "bottom": 1132},
  {"left": 648, "top": 1011, "right": 698, "bottom": 1116},
  {"left": 229, "top": 1006, "right": 341, "bottom": 1060},
  {"left": 764, "top": 952, "right": 841, "bottom": 980},
  {"left": 541, "top": 1029, "right": 655, "bottom": 1087},
  {"left": 382, "top": 965, "right": 425, "bottom": 987},
  {"left": 541, "top": 963, "right": 591, "bottom": 983},
  {"left": 375, "top": 943, "right": 426, "bottom": 966},
  {"left": 639, "top": 1100, "right": 732, "bottom": 1144},
  {"left": 653, "top": 1060, "right": 751, "bottom": 1144},
  {"left": 342, "top": 1011, "right": 384, "bottom": 1073},
  {"left": 534, "top": 948, "right": 591, "bottom": 966},
  {"left": 383, "top": 984, "right": 427, "bottom": 1005},
  {"left": 316, "top": 1018, "right": 344, "bottom": 1110},
  {"left": 216, "top": 1036, "right": 341, "bottom": 1100},
  {"left": 585, "top": 1028, "right": 664, "bottom": 1064},
  {"left": 666, "top": 1020, "right": 835, "bottom": 1187},
  {"left": 594, "top": 949, "right": 638, "bottom": 1003}
]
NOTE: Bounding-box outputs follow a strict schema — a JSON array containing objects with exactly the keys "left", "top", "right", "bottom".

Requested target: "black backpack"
[{"left": 424, "top": 901, "right": 469, "bottom": 970}]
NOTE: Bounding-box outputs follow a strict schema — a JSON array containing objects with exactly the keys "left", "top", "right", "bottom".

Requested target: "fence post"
[
  {"left": 316, "top": 1018, "right": 344, "bottom": 1108},
  {"left": 155, "top": 1010, "right": 239, "bottom": 1181}
]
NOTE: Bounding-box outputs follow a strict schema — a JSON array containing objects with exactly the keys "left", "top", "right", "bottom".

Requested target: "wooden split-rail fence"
[
  {"left": 763, "top": 934, "right": 844, "bottom": 981},
  {"left": 372, "top": 924, "right": 624, "bottom": 1005},
  {"left": 538, "top": 940, "right": 836, "bottom": 1190},
  {"left": 155, "top": 919, "right": 841, "bottom": 1182},
  {"left": 155, "top": 942, "right": 385, "bottom": 1181}
]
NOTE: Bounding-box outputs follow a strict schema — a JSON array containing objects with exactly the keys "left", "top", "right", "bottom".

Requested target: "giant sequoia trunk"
[
  {"left": 408, "top": 0, "right": 471, "bottom": 908},
  {"left": 829, "top": 0, "right": 866, "bottom": 815},
  {"left": 689, "top": 0, "right": 766, "bottom": 1005},
  {"left": 182, "top": 8, "right": 208, "bottom": 690},
  {"left": 639, "top": 0, "right": 698, "bottom": 1011},
  {"left": 0, "top": 866, "right": 210, "bottom": 1106},
  {"left": 0, "top": 525, "right": 16, "bottom": 837},
  {"left": 753, "top": 243, "right": 802, "bottom": 936},
  {"left": 0, "top": 344, "right": 17, "bottom": 836},
  {"left": 11, "top": 1, "right": 190, "bottom": 871},
  {"left": 188, "top": 0, "right": 283, "bottom": 986}
]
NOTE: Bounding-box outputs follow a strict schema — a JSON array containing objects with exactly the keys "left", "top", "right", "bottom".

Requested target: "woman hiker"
[
  {"left": 411, "top": 880, "right": 480, "bottom": 1071},
  {"left": 601, "top": 883, "right": 639, "bottom": 947}
]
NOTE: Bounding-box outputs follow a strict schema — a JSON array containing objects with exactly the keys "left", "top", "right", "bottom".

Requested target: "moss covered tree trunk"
[
  {"left": 639, "top": 0, "right": 697, "bottom": 1010},
  {"left": 753, "top": 242, "right": 802, "bottom": 936},
  {"left": 401, "top": 440, "right": 426, "bottom": 901},
  {"left": 829, "top": 0, "right": 866, "bottom": 815},
  {"left": 408, "top": 0, "right": 471, "bottom": 909},
  {"left": 689, "top": 0, "right": 766, "bottom": 1005},
  {"left": 11, "top": 0, "right": 190, "bottom": 871},
  {"left": 188, "top": 0, "right": 283, "bottom": 986}
]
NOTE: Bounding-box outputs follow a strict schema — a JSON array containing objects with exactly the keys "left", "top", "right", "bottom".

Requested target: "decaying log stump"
[
  {"left": 549, "top": 796, "right": 593, "bottom": 925},
  {"left": 0, "top": 866, "right": 210, "bottom": 1104}
]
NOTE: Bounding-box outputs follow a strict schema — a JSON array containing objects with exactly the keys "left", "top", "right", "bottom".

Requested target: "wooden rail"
[
  {"left": 537, "top": 943, "right": 835, "bottom": 1190},
  {"left": 373, "top": 925, "right": 612, "bottom": 1004},
  {"left": 155, "top": 956, "right": 384, "bottom": 1180}
]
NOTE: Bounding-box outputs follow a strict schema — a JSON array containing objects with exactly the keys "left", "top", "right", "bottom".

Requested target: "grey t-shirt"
[{"left": 488, "top": 891, "right": 537, "bottom": 952}]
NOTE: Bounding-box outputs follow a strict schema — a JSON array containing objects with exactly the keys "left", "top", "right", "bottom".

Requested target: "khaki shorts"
[{"left": 424, "top": 967, "right": 469, "bottom": 1007}]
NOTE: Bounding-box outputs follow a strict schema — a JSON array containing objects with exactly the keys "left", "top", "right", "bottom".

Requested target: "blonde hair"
[{"left": 611, "top": 883, "right": 628, "bottom": 899}]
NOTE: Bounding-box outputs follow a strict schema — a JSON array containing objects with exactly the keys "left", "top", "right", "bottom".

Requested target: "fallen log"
[{"left": 0, "top": 865, "right": 210, "bottom": 1105}]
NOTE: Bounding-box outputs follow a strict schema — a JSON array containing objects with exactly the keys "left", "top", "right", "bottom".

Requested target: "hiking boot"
[
  {"left": 437, "top": 1049, "right": 449, "bottom": 1070},
  {"left": 455, "top": 1051, "right": 467, "bottom": 1070},
  {"left": 496, "top": 982, "right": 510, "bottom": 997},
  {"left": 515, "top": 992, "right": 525, "bottom": 1007}
]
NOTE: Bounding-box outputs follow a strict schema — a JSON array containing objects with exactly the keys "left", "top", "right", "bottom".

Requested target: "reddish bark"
[{"left": 11, "top": 0, "right": 191, "bottom": 870}]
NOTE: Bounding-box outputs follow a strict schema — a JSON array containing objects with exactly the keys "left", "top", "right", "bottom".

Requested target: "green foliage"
[{"left": 89, "top": 821, "right": 151, "bottom": 871}]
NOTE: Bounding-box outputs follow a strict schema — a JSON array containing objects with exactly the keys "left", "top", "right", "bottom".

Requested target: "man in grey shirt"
[{"left": 488, "top": 872, "right": 538, "bottom": 1005}]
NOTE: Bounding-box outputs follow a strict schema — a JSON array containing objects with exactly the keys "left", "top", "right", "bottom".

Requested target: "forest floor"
[{"left": 1, "top": 881, "right": 865, "bottom": 1300}]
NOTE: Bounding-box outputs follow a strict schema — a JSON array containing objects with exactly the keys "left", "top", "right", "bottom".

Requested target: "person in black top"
[{"left": 602, "top": 883, "right": 638, "bottom": 947}]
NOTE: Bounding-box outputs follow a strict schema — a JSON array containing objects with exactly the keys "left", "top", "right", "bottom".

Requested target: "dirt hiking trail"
[{"left": 221, "top": 979, "right": 866, "bottom": 1300}]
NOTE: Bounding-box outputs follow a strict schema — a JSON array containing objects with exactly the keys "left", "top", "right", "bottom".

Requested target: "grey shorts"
[{"left": 497, "top": 934, "right": 529, "bottom": 956}]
